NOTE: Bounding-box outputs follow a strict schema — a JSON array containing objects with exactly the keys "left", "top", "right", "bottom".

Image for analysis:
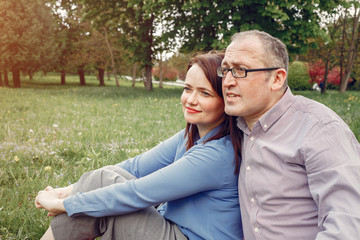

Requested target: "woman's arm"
[
  {"left": 35, "top": 131, "right": 182, "bottom": 216},
  {"left": 63, "top": 138, "right": 234, "bottom": 218},
  {"left": 116, "top": 130, "right": 182, "bottom": 177}
]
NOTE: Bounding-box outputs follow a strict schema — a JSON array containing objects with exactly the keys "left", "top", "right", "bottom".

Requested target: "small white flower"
[
  {"left": 78, "top": 132, "right": 82, "bottom": 136},
  {"left": 29, "top": 129, "right": 34, "bottom": 134},
  {"left": 44, "top": 166, "right": 52, "bottom": 171},
  {"left": 53, "top": 124, "right": 59, "bottom": 128}
]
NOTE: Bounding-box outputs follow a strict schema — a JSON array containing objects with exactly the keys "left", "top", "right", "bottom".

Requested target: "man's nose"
[{"left": 222, "top": 71, "right": 237, "bottom": 88}]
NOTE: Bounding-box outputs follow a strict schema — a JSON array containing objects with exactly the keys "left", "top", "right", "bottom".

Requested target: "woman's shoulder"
[
  {"left": 206, "top": 134, "right": 233, "bottom": 148},
  {"left": 195, "top": 134, "right": 235, "bottom": 158}
]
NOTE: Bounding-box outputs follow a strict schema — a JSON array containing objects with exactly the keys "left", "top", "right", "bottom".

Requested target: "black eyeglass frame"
[{"left": 217, "top": 66, "right": 280, "bottom": 78}]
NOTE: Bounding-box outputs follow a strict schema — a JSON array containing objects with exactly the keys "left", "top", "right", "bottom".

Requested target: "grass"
[{"left": 0, "top": 73, "right": 359, "bottom": 239}]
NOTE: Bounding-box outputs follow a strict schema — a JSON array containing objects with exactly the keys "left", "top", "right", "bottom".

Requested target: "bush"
[
  {"left": 152, "top": 64, "right": 178, "bottom": 81},
  {"left": 287, "top": 61, "right": 312, "bottom": 90},
  {"left": 308, "top": 60, "right": 355, "bottom": 89}
]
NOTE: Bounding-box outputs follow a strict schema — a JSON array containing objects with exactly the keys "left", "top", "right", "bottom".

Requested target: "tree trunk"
[
  {"left": 4, "top": 69, "right": 9, "bottom": 86},
  {"left": 321, "top": 58, "right": 329, "bottom": 94},
  {"left": 78, "top": 66, "right": 86, "bottom": 86},
  {"left": 98, "top": 68, "right": 105, "bottom": 86},
  {"left": 339, "top": 13, "right": 346, "bottom": 87},
  {"left": 103, "top": 27, "right": 119, "bottom": 87},
  {"left": 61, "top": 70, "right": 66, "bottom": 85},
  {"left": 159, "top": 58, "right": 163, "bottom": 89},
  {"left": 340, "top": 9, "right": 360, "bottom": 93},
  {"left": 12, "top": 67, "right": 21, "bottom": 88},
  {"left": 132, "top": 63, "right": 137, "bottom": 87},
  {"left": 142, "top": 14, "right": 153, "bottom": 91},
  {"left": 0, "top": 72, "right": 2, "bottom": 87},
  {"left": 144, "top": 65, "right": 153, "bottom": 91},
  {"left": 29, "top": 72, "right": 33, "bottom": 80},
  {"left": 106, "top": 71, "right": 111, "bottom": 81}
]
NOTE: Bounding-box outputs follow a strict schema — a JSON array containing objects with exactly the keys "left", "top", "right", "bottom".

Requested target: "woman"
[{"left": 35, "top": 51, "right": 243, "bottom": 240}]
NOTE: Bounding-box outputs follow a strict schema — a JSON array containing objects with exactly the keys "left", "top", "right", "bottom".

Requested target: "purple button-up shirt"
[{"left": 237, "top": 88, "right": 360, "bottom": 240}]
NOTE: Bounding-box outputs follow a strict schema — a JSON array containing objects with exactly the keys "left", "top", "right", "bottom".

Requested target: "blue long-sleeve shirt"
[{"left": 63, "top": 126, "right": 243, "bottom": 239}]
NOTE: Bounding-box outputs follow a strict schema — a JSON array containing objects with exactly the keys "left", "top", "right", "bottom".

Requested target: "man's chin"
[{"left": 224, "top": 106, "right": 240, "bottom": 117}]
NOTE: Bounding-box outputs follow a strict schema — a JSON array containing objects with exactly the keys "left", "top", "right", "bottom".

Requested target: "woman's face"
[{"left": 181, "top": 64, "right": 225, "bottom": 138}]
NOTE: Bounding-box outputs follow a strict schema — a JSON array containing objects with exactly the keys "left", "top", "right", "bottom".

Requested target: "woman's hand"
[
  {"left": 54, "top": 185, "right": 74, "bottom": 199},
  {"left": 35, "top": 186, "right": 66, "bottom": 217}
]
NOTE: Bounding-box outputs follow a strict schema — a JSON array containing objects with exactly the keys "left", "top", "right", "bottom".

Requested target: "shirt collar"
[{"left": 237, "top": 87, "right": 296, "bottom": 133}]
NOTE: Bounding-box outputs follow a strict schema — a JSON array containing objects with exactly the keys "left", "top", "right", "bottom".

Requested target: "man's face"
[{"left": 221, "top": 36, "right": 276, "bottom": 128}]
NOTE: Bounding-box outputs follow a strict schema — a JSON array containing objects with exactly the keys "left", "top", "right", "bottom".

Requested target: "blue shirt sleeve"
[
  {"left": 63, "top": 131, "right": 234, "bottom": 218},
  {"left": 116, "top": 130, "right": 182, "bottom": 178}
]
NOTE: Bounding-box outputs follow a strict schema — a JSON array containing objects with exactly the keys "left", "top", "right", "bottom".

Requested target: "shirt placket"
[{"left": 244, "top": 130, "right": 262, "bottom": 238}]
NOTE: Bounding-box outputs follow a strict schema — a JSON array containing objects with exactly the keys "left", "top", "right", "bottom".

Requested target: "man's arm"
[{"left": 305, "top": 121, "right": 360, "bottom": 239}]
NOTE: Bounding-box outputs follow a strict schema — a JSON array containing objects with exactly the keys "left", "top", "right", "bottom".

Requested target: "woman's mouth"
[{"left": 186, "top": 107, "right": 201, "bottom": 113}]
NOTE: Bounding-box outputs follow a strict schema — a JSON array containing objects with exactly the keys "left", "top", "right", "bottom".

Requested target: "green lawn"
[{"left": 0, "top": 74, "right": 359, "bottom": 239}]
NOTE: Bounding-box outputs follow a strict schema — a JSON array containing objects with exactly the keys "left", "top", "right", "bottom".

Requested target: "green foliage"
[
  {"left": 288, "top": 61, "right": 312, "bottom": 90},
  {"left": 164, "top": 0, "right": 343, "bottom": 54},
  {"left": 0, "top": 0, "right": 57, "bottom": 72}
]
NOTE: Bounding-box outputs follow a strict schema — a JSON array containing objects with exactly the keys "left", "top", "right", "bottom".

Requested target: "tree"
[
  {"left": 60, "top": 1, "right": 94, "bottom": 86},
  {"left": 339, "top": 2, "right": 360, "bottom": 93},
  {"left": 307, "top": 0, "right": 360, "bottom": 93},
  {"left": 307, "top": 16, "right": 342, "bottom": 93},
  {"left": 80, "top": 0, "right": 170, "bottom": 91},
  {"left": 0, "top": 0, "right": 57, "bottom": 87},
  {"left": 163, "top": 0, "right": 343, "bottom": 55}
]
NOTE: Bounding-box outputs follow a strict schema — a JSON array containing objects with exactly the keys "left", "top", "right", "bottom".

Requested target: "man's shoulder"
[{"left": 290, "top": 95, "right": 343, "bottom": 125}]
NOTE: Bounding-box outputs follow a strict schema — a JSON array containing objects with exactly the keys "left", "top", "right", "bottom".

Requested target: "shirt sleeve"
[
  {"left": 304, "top": 121, "right": 360, "bottom": 239},
  {"left": 116, "top": 130, "right": 182, "bottom": 178},
  {"left": 63, "top": 138, "right": 233, "bottom": 218}
]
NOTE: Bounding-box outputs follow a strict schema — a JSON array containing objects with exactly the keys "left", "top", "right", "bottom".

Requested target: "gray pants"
[{"left": 51, "top": 166, "right": 188, "bottom": 240}]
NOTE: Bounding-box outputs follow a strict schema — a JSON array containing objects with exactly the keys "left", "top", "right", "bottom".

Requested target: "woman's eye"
[
  {"left": 183, "top": 86, "right": 191, "bottom": 92},
  {"left": 201, "top": 91, "right": 210, "bottom": 96}
]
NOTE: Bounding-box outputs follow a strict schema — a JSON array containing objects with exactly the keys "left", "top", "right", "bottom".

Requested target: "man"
[{"left": 218, "top": 30, "right": 360, "bottom": 239}]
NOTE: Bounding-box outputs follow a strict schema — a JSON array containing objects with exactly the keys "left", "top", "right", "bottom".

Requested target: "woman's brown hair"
[{"left": 184, "top": 51, "right": 242, "bottom": 174}]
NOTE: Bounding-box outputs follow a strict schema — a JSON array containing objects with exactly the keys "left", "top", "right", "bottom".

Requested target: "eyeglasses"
[{"left": 217, "top": 66, "right": 280, "bottom": 78}]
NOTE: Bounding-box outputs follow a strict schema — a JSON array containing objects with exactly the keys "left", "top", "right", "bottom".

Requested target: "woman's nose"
[{"left": 187, "top": 91, "right": 198, "bottom": 105}]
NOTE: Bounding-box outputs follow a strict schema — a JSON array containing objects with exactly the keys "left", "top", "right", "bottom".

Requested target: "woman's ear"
[{"left": 271, "top": 69, "right": 287, "bottom": 91}]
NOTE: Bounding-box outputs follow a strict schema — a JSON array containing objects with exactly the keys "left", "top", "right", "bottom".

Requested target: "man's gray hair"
[{"left": 231, "top": 30, "right": 289, "bottom": 85}]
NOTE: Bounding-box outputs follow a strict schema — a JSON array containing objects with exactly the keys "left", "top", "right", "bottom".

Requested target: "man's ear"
[{"left": 271, "top": 69, "right": 287, "bottom": 91}]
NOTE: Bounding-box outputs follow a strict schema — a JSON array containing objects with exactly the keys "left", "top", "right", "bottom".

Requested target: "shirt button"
[
  {"left": 246, "top": 166, "right": 251, "bottom": 171},
  {"left": 250, "top": 136, "right": 255, "bottom": 141},
  {"left": 250, "top": 197, "right": 255, "bottom": 203},
  {"left": 254, "top": 227, "right": 259, "bottom": 233},
  {"left": 264, "top": 124, "right": 268, "bottom": 129}
]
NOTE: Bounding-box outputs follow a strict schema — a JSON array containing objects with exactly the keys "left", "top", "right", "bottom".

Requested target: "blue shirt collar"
[{"left": 194, "top": 124, "right": 224, "bottom": 145}]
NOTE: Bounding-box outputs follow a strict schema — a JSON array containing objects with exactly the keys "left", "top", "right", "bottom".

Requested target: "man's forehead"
[{"left": 223, "top": 38, "right": 264, "bottom": 65}]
